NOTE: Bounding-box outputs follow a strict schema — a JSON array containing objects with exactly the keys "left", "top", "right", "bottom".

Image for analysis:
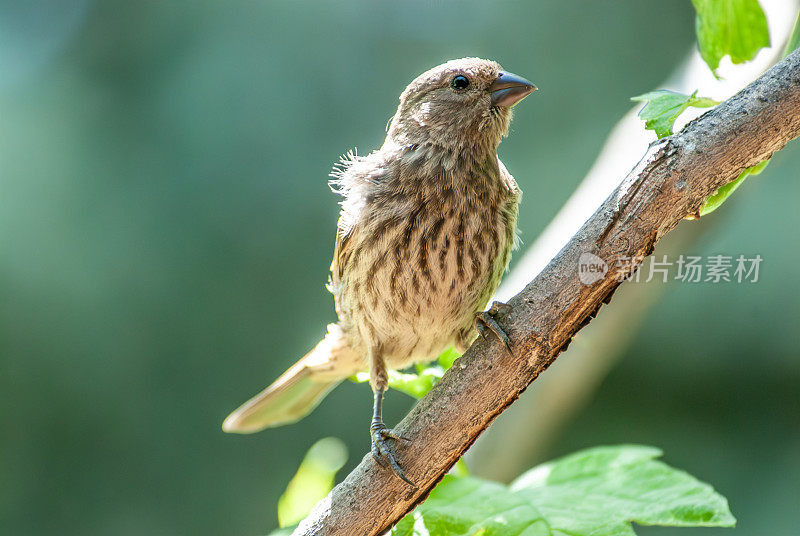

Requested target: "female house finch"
[{"left": 223, "top": 58, "right": 536, "bottom": 484}]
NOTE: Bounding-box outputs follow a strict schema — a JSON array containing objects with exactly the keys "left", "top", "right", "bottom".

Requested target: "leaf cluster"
[
  {"left": 632, "top": 0, "right": 785, "bottom": 215},
  {"left": 270, "top": 446, "right": 735, "bottom": 536}
]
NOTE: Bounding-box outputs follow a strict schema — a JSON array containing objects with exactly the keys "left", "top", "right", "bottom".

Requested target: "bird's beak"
[{"left": 489, "top": 71, "right": 537, "bottom": 107}]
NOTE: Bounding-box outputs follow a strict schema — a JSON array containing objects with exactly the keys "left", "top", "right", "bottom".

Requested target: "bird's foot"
[
  {"left": 474, "top": 301, "right": 513, "bottom": 354},
  {"left": 370, "top": 422, "right": 415, "bottom": 486}
]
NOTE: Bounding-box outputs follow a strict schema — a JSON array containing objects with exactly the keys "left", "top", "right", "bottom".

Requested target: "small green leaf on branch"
[
  {"left": 352, "top": 368, "right": 444, "bottom": 399},
  {"left": 699, "top": 159, "right": 770, "bottom": 216},
  {"left": 351, "top": 346, "right": 461, "bottom": 399},
  {"left": 631, "top": 90, "right": 719, "bottom": 138}
]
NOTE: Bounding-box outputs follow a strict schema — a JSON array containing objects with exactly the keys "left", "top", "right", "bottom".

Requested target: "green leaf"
[
  {"left": 277, "top": 437, "right": 347, "bottom": 527},
  {"left": 437, "top": 346, "right": 462, "bottom": 370},
  {"left": 351, "top": 346, "right": 462, "bottom": 399},
  {"left": 631, "top": 90, "right": 719, "bottom": 138},
  {"left": 699, "top": 159, "right": 770, "bottom": 216},
  {"left": 691, "top": 0, "right": 770, "bottom": 74},
  {"left": 353, "top": 367, "right": 444, "bottom": 399},
  {"left": 512, "top": 445, "right": 736, "bottom": 535},
  {"left": 392, "top": 476, "right": 549, "bottom": 536},
  {"left": 392, "top": 445, "right": 735, "bottom": 536},
  {"left": 452, "top": 458, "right": 471, "bottom": 477}
]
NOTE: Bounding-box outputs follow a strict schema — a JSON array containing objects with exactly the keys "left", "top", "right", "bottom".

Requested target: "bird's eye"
[{"left": 450, "top": 74, "right": 470, "bottom": 91}]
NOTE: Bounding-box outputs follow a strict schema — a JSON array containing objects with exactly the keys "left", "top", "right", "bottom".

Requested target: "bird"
[{"left": 222, "top": 58, "right": 536, "bottom": 484}]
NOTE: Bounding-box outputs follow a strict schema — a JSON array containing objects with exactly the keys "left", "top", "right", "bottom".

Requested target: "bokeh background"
[{"left": 2, "top": 1, "right": 798, "bottom": 535}]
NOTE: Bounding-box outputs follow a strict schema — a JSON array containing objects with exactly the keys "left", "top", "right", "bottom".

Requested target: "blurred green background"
[{"left": 1, "top": 1, "right": 798, "bottom": 535}]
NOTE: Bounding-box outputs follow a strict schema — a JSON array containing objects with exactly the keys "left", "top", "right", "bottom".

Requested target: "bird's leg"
[
  {"left": 474, "top": 301, "right": 513, "bottom": 354},
  {"left": 368, "top": 349, "right": 414, "bottom": 486}
]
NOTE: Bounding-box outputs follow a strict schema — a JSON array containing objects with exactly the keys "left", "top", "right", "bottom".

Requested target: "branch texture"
[{"left": 294, "top": 48, "right": 800, "bottom": 536}]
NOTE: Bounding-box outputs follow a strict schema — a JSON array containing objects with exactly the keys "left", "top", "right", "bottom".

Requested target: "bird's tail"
[{"left": 222, "top": 324, "right": 362, "bottom": 433}]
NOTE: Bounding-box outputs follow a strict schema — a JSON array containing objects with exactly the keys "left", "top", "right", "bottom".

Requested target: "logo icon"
[{"left": 578, "top": 252, "right": 608, "bottom": 285}]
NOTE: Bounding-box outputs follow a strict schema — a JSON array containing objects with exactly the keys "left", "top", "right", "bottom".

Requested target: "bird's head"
[{"left": 386, "top": 58, "right": 536, "bottom": 157}]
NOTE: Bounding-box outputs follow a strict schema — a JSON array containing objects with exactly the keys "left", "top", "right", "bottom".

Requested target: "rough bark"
[{"left": 293, "top": 48, "right": 800, "bottom": 536}]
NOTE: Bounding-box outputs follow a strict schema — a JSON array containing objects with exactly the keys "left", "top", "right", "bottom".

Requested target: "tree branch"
[{"left": 293, "top": 48, "right": 800, "bottom": 536}]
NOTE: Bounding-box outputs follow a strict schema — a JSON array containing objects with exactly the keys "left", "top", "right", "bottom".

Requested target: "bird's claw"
[
  {"left": 370, "top": 423, "right": 415, "bottom": 486},
  {"left": 474, "top": 301, "right": 513, "bottom": 354}
]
